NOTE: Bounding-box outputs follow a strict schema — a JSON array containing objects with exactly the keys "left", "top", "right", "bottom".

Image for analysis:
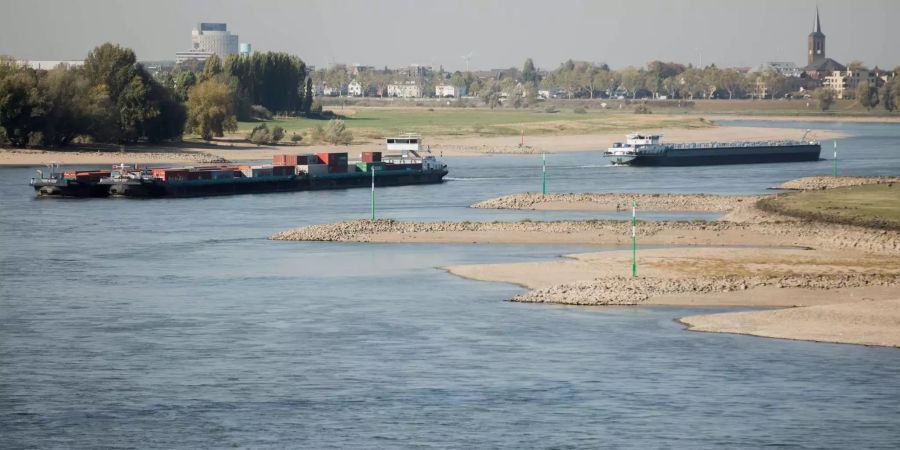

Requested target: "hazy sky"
[{"left": 2, "top": 0, "right": 898, "bottom": 70}]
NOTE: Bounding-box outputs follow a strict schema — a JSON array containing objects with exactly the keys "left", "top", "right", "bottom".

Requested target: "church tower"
[{"left": 808, "top": 7, "right": 825, "bottom": 65}]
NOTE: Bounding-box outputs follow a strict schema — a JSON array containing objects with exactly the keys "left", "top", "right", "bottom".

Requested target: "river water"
[{"left": 2, "top": 121, "right": 899, "bottom": 448}]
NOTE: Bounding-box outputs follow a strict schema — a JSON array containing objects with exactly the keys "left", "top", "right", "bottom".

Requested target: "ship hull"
[
  {"left": 628, "top": 144, "right": 821, "bottom": 166},
  {"left": 105, "top": 169, "right": 449, "bottom": 198},
  {"left": 32, "top": 181, "right": 111, "bottom": 198}
]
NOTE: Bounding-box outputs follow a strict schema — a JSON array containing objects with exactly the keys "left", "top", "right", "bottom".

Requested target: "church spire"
[{"left": 814, "top": 7, "right": 822, "bottom": 33}]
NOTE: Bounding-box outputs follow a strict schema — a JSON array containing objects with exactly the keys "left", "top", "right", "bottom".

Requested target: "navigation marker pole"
[
  {"left": 833, "top": 140, "right": 838, "bottom": 177},
  {"left": 632, "top": 200, "right": 637, "bottom": 278},
  {"left": 542, "top": 152, "right": 547, "bottom": 195},
  {"left": 371, "top": 167, "right": 376, "bottom": 220}
]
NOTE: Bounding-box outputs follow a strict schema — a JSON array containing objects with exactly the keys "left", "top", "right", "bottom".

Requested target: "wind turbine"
[{"left": 461, "top": 51, "right": 473, "bottom": 72}]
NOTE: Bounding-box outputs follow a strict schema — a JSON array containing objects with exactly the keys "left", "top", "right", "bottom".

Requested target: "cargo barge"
[
  {"left": 604, "top": 133, "right": 821, "bottom": 166},
  {"left": 31, "top": 134, "right": 448, "bottom": 198}
]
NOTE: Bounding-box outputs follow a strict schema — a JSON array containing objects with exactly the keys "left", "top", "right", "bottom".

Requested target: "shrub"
[
  {"left": 573, "top": 107, "right": 586, "bottom": 114},
  {"left": 324, "top": 119, "right": 353, "bottom": 145},
  {"left": 544, "top": 106, "right": 559, "bottom": 113},
  {"left": 271, "top": 125, "right": 285, "bottom": 143},
  {"left": 250, "top": 104, "right": 273, "bottom": 120},
  {"left": 634, "top": 105, "right": 652, "bottom": 114},
  {"left": 290, "top": 133, "right": 303, "bottom": 143},
  {"left": 249, "top": 123, "right": 271, "bottom": 145},
  {"left": 308, "top": 125, "right": 325, "bottom": 142},
  {"left": 310, "top": 100, "right": 323, "bottom": 114}
]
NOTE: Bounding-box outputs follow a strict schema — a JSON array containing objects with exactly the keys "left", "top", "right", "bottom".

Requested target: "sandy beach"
[
  {"left": 0, "top": 121, "right": 846, "bottom": 165},
  {"left": 271, "top": 184, "right": 900, "bottom": 347}
]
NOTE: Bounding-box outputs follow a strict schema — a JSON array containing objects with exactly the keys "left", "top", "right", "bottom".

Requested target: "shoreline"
[
  {"left": 1, "top": 122, "right": 847, "bottom": 165},
  {"left": 271, "top": 183, "right": 900, "bottom": 347}
]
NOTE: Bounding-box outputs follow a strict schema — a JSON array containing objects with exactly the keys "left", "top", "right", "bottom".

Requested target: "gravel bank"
[
  {"left": 471, "top": 192, "right": 760, "bottom": 212},
  {"left": 511, "top": 274, "right": 900, "bottom": 306},
  {"left": 270, "top": 217, "right": 900, "bottom": 255},
  {"left": 774, "top": 176, "right": 900, "bottom": 190}
]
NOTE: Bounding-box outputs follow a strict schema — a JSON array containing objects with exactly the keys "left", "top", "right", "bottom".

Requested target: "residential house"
[
  {"left": 387, "top": 81, "right": 423, "bottom": 98},
  {"left": 348, "top": 79, "right": 363, "bottom": 97},
  {"left": 435, "top": 84, "right": 467, "bottom": 98},
  {"left": 823, "top": 69, "right": 877, "bottom": 99}
]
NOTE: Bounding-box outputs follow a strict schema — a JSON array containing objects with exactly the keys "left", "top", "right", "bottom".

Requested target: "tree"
[
  {"left": 223, "top": 52, "right": 307, "bottom": 116},
  {"left": 882, "top": 78, "right": 897, "bottom": 112},
  {"left": 718, "top": 68, "right": 745, "bottom": 99},
  {"left": 0, "top": 69, "right": 42, "bottom": 147},
  {"left": 83, "top": 43, "right": 137, "bottom": 104},
  {"left": 847, "top": 60, "right": 866, "bottom": 72},
  {"left": 816, "top": 88, "right": 835, "bottom": 111},
  {"left": 857, "top": 83, "right": 879, "bottom": 110},
  {"left": 302, "top": 77, "right": 313, "bottom": 112},
  {"left": 185, "top": 79, "right": 237, "bottom": 141},
  {"left": 200, "top": 54, "right": 223, "bottom": 82},
  {"left": 522, "top": 58, "right": 538, "bottom": 87},
  {"left": 38, "top": 66, "right": 92, "bottom": 146},
  {"left": 174, "top": 71, "right": 196, "bottom": 101}
]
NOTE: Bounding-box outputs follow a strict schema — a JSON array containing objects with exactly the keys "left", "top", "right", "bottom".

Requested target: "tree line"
[
  {"left": 312, "top": 57, "right": 900, "bottom": 113},
  {"left": 0, "top": 43, "right": 312, "bottom": 147}
]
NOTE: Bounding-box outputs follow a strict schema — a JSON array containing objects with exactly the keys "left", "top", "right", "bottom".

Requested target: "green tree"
[
  {"left": 882, "top": 78, "right": 897, "bottom": 112},
  {"left": 815, "top": 88, "right": 835, "bottom": 111},
  {"left": 174, "top": 71, "right": 196, "bottom": 101},
  {"left": 0, "top": 69, "right": 42, "bottom": 147},
  {"left": 200, "top": 54, "right": 223, "bottom": 82},
  {"left": 185, "top": 79, "right": 237, "bottom": 141},
  {"left": 38, "top": 66, "right": 92, "bottom": 146},
  {"left": 522, "top": 58, "right": 538, "bottom": 87},
  {"left": 83, "top": 43, "right": 137, "bottom": 104},
  {"left": 857, "top": 83, "right": 878, "bottom": 110}
]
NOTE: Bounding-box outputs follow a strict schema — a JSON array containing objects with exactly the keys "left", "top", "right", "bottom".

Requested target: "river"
[{"left": 1, "top": 121, "right": 899, "bottom": 448}]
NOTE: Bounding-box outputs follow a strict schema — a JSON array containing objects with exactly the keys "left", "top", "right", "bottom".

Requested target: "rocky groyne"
[
  {"left": 471, "top": 192, "right": 761, "bottom": 212},
  {"left": 511, "top": 273, "right": 900, "bottom": 306},
  {"left": 774, "top": 176, "right": 900, "bottom": 190}
]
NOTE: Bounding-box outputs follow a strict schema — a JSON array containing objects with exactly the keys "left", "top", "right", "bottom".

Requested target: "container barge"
[
  {"left": 604, "top": 133, "right": 821, "bottom": 166},
  {"left": 31, "top": 134, "right": 448, "bottom": 198}
]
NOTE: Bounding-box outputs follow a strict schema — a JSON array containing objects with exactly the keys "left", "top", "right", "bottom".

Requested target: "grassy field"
[
  {"left": 235, "top": 108, "right": 713, "bottom": 141},
  {"left": 758, "top": 184, "right": 900, "bottom": 230}
]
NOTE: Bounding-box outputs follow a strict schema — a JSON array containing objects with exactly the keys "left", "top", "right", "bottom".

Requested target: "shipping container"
[
  {"left": 272, "top": 165, "right": 295, "bottom": 176},
  {"left": 355, "top": 162, "right": 386, "bottom": 172},
  {"left": 316, "top": 152, "right": 348, "bottom": 166},
  {"left": 273, "top": 154, "right": 311, "bottom": 166},
  {"left": 297, "top": 164, "right": 329, "bottom": 176},
  {"left": 361, "top": 151, "right": 382, "bottom": 163}
]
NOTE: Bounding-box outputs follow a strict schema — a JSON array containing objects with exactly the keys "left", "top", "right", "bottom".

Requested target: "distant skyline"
[{"left": 2, "top": 0, "right": 899, "bottom": 70}]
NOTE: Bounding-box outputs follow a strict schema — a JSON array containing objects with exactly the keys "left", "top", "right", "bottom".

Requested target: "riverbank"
[
  {"left": 271, "top": 180, "right": 900, "bottom": 347},
  {"left": 0, "top": 122, "right": 846, "bottom": 165}
]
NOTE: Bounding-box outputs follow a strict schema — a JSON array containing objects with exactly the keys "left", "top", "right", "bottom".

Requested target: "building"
[
  {"left": 823, "top": 69, "right": 877, "bottom": 99},
  {"left": 239, "top": 43, "right": 252, "bottom": 57},
  {"left": 176, "top": 22, "right": 239, "bottom": 63},
  {"left": 175, "top": 49, "right": 215, "bottom": 64},
  {"left": 348, "top": 79, "right": 363, "bottom": 97},
  {"left": 761, "top": 62, "right": 803, "bottom": 78},
  {"left": 435, "top": 84, "right": 467, "bottom": 98},
  {"left": 802, "top": 8, "right": 845, "bottom": 81},
  {"left": 387, "top": 81, "right": 423, "bottom": 98},
  {"left": 22, "top": 60, "right": 84, "bottom": 70}
]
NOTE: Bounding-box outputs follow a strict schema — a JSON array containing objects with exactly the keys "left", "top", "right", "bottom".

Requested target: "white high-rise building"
[{"left": 176, "top": 22, "right": 239, "bottom": 63}]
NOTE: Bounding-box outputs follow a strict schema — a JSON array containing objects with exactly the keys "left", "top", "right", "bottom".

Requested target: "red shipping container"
[
  {"left": 317, "top": 152, "right": 348, "bottom": 166},
  {"left": 361, "top": 151, "right": 382, "bottom": 163}
]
